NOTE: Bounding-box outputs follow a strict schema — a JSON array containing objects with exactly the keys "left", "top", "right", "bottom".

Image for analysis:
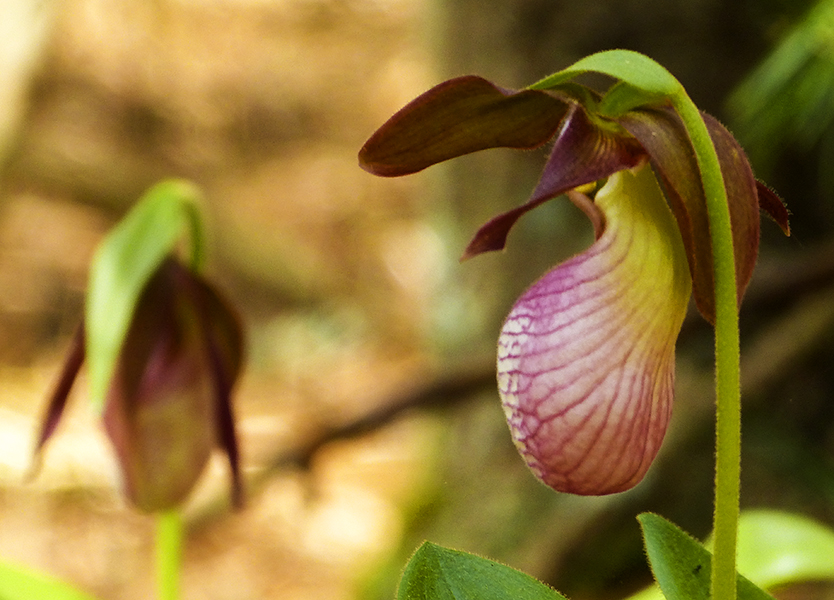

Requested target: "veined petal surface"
[{"left": 497, "top": 165, "right": 691, "bottom": 495}]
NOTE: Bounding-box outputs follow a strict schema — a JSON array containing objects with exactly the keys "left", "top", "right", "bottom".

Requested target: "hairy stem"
[{"left": 671, "top": 92, "right": 740, "bottom": 600}]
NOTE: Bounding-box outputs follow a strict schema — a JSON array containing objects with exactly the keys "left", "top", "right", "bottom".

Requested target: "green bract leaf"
[
  {"left": 0, "top": 559, "right": 100, "bottom": 600},
  {"left": 528, "top": 49, "right": 681, "bottom": 99},
  {"left": 86, "top": 179, "right": 205, "bottom": 412},
  {"left": 398, "top": 542, "right": 567, "bottom": 600},
  {"left": 720, "top": 510, "right": 834, "bottom": 590},
  {"left": 638, "top": 513, "right": 775, "bottom": 600},
  {"left": 599, "top": 81, "right": 671, "bottom": 117}
]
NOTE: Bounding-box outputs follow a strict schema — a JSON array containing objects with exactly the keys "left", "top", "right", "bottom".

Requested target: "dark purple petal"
[
  {"left": 102, "top": 259, "right": 245, "bottom": 512},
  {"left": 756, "top": 181, "right": 790, "bottom": 235},
  {"left": 619, "top": 107, "right": 764, "bottom": 324},
  {"left": 463, "top": 103, "right": 645, "bottom": 259},
  {"left": 359, "top": 76, "right": 569, "bottom": 177},
  {"left": 33, "top": 324, "right": 85, "bottom": 457},
  {"left": 103, "top": 260, "right": 216, "bottom": 511},
  {"left": 208, "top": 349, "right": 244, "bottom": 509},
  {"left": 189, "top": 271, "right": 245, "bottom": 508}
]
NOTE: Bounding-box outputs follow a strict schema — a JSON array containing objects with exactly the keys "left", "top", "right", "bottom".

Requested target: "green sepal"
[
  {"left": 528, "top": 49, "right": 681, "bottom": 99},
  {"left": 638, "top": 513, "right": 775, "bottom": 600},
  {"left": 599, "top": 81, "right": 671, "bottom": 117},
  {"left": 85, "top": 178, "right": 205, "bottom": 412},
  {"left": 398, "top": 542, "right": 567, "bottom": 600}
]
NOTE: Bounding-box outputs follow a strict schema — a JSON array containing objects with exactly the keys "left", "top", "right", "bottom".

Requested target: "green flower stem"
[
  {"left": 671, "top": 92, "right": 741, "bottom": 600},
  {"left": 155, "top": 510, "right": 184, "bottom": 600}
]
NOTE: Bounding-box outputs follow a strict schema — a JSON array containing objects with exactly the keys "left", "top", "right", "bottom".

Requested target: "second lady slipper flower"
[
  {"left": 32, "top": 181, "right": 244, "bottom": 512},
  {"left": 360, "top": 53, "right": 790, "bottom": 495},
  {"left": 33, "top": 258, "right": 244, "bottom": 512}
]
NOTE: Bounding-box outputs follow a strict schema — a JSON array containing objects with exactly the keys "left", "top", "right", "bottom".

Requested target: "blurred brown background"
[{"left": 1, "top": 0, "right": 833, "bottom": 599}]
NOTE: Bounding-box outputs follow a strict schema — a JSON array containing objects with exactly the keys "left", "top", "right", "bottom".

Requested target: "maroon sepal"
[
  {"left": 359, "top": 76, "right": 569, "bottom": 177},
  {"left": 755, "top": 181, "right": 790, "bottom": 236},
  {"left": 32, "top": 324, "right": 85, "bottom": 460},
  {"left": 187, "top": 268, "right": 245, "bottom": 509},
  {"left": 619, "top": 107, "right": 766, "bottom": 323}
]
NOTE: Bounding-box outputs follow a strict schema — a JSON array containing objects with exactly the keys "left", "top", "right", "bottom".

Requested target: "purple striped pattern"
[{"left": 497, "top": 166, "right": 691, "bottom": 495}]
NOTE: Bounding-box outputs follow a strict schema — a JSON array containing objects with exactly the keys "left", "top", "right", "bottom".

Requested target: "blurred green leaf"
[
  {"left": 728, "top": 0, "right": 834, "bottom": 169},
  {"left": 86, "top": 178, "right": 205, "bottom": 412},
  {"left": 0, "top": 560, "right": 100, "bottom": 600},
  {"left": 398, "top": 542, "right": 567, "bottom": 600},
  {"left": 723, "top": 509, "right": 834, "bottom": 589},
  {"left": 638, "top": 513, "right": 775, "bottom": 600}
]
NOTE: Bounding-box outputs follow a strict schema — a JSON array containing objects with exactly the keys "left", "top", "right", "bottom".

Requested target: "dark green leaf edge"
[
  {"left": 638, "top": 513, "right": 775, "bottom": 600},
  {"left": 398, "top": 541, "right": 568, "bottom": 600}
]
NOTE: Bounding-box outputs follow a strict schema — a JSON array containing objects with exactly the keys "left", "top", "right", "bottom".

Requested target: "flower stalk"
[
  {"left": 156, "top": 510, "right": 183, "bottom": 600},
  {"left": 671, "top": 92, "right": 740, "bottom": 600}
]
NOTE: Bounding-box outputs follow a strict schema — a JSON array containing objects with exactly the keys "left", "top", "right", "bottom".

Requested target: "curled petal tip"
[
  {"left": 756, "top": 181, "right": 790, "bottom": 236},
  {"left": 497, "top": 166, "right": 691, "bottom": 495}
]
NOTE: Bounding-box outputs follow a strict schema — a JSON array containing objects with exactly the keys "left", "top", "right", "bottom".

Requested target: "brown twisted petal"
[
  {"left": 187, "top": 266, "right": 245, "bottom": 508},
  {"left": 31, "top": 324, "right": 86, "bottom": 472},
  {"left": 462, "top": 103, "right": 645, "bottom": 259}
]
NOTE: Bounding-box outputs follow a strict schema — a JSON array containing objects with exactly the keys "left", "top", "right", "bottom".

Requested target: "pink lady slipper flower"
[
  {"left": 34, "top": 258, "right": 244, "bottom": 511},
  {"left": 359, "top": 74, "right": 789, "bottom": 495}
]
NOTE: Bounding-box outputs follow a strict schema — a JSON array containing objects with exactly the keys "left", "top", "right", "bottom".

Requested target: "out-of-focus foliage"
[
  {"left": 729, "top": 0, "right": 834, "bottom": 173},
  {"left": 728, "top": 0, "right": 834, "bottom": 242},
  {"left": 0, "top": 559, "right": 99, "bottom": 600},
  {"left": 730, "top": 510, "right": 834, "bottom": 590},
  {"left": 631, "top": 510, "right": 834, "bottom": 600}
]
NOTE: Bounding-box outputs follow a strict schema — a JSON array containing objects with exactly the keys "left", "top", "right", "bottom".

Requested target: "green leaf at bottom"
[
  {"left": 727, "top": 509, "right": 834, "bottom": 589},
  {"left": 0, "top": 559, "right": 100, "bottom": 600},
  {"left": 398, "top": 542, "right": 567, "bottom": 600},
  {"left": 638, "top": 513, "right": 775, "bottom": 600}
]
